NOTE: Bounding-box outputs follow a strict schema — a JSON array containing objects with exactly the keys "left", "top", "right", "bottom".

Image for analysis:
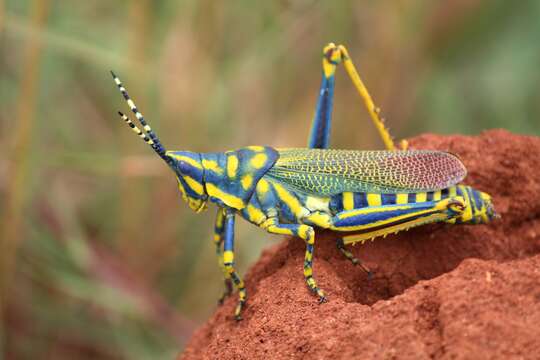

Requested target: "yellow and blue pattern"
[{"left": 111, "top": 43, "right": 497, "bottom": 320}]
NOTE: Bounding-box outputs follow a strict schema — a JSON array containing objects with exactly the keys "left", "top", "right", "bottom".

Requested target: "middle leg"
[{"left": 262, "top": 218, "right": 327, "bottom": 302}]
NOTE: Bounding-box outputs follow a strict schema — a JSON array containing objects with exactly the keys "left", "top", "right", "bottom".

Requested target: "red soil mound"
[{"left": 180, "top": 130, "right": 540, "bottom": 359}]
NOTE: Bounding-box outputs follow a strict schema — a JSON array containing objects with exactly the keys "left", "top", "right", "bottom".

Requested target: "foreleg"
[
  {"left": 221, "top": 208, "right": 247, "bottom": 320},
  {"left": 213, "top": 207, "right": 233, "bottom": 304}
]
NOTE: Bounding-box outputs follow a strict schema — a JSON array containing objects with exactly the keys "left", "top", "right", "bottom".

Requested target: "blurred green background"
[{"left": 1, "top": 0, "right": 539, "bottom": 358}]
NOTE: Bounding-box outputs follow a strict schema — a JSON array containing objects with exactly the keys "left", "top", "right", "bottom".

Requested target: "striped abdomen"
[
  {"left": 329, "top": 187, "right": 460, "bottom": 213},
  {"left": 329, "top": 185, "right": 491, "bottom": 225}
]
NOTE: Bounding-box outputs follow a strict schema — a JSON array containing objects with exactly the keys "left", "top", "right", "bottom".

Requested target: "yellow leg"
[{"left": 336, "top": 44, "right": 397, "bottom": 151}]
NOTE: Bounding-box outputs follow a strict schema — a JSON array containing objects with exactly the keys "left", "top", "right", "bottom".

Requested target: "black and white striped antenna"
[{"left": 111, "top": 71, "right": 173, "bottom": 166}]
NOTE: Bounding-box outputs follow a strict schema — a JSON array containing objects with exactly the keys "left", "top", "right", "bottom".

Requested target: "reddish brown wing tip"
[
  {"left": 381, "top": 150, "right": 468, "bottom": 192},
  {"left": 427, "top": 151, "right": 468, "bottom": 189}
]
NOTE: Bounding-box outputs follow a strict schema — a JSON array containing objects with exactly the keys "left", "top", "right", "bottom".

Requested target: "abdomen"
[{"left": 329, "top": 186, "right": 462, "bottom": 214}]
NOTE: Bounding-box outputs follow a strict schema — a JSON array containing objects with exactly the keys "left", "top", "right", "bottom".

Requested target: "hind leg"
[
  {"left": 307, "top": 44, "right": 407, "bottom": 151},
  {"left": 332, "top": 197, "right": 466, "bottom": 244},
  {"left": 337, "top": 45, "right": 401, "bottom": 150},
  {"left": 307, "top": 43, "right": 341, "bottom": 149},
  {"left": 336, "top": 238, "right": 372, "bottom": 277}
]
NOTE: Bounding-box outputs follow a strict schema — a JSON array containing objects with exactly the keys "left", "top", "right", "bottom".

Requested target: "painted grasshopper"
[{"left": 112, "top": 43, "right": 497, "bottom": 320}]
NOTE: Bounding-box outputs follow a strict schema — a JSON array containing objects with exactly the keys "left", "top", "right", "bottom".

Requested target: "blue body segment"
[
  {"left": 167, "top": 146, "right": 279, "bottom": 211},
  {"left": 472, "top": 189, "right": 482, "bottom": 213},
  {"left": 467, "top": 187, "right": 477, "bottom": 214},
  {"left": 202, "top": 147, "right": 278, "bottom": 208},
  {"left": 354, "top": 193, "right": 368, "bottom": 208},
  {"left": 381, "top": 193, "right": 396, "bottom": 205},
  {"left": 170, "top": 151, "right": 205, "bottom": 196}
]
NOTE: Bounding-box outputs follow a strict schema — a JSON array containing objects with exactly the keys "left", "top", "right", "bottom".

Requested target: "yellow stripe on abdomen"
[
  {"left": 396, "top": 193, "right": 408, "bottom": 204},
  {"left": 367, "top": 193, "right": 382, "bottom": 206},
  {"left": 416, "top": 192, "right": 427, "bottom": 202},
  {"left": 343, "top": 192, "right": 354, "bottom": 210}
]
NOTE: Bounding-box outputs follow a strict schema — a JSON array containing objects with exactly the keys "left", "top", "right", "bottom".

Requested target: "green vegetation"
[{"left": 1, "top": 1, "right": 539, "bottom": 358}]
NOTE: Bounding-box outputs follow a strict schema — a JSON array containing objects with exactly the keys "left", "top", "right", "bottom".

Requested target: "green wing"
[{"left": 266, "top": 148, "right": 467, "bottom": 195}]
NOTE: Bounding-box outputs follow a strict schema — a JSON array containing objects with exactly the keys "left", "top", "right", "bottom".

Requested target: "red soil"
[{"left": 180, "top": 130, "right": 540, "bottom": 359}]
